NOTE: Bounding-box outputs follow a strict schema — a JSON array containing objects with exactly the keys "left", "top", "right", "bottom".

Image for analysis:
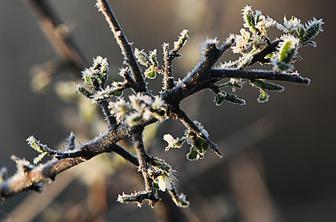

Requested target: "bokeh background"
[{"left": 0, "top": 0, "right": 335, "bottom": 221}]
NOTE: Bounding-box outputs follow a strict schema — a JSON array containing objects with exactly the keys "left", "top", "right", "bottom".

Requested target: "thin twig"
[
  {"left": 96, "top": 0, "right": 146, "bottom": 92},
  {"left": 172, "top": 108, "right": 222, "bottom": 158},
  {"left": 26, "top": 0, "right": 88, "bottom": 71},
  {"left": 133, "top": 130, "right": 158, "bottom": 206},
  {"left": 0, "top": 2, "right": 315, "bottom": 202},
  {"left": 209, "top": 69, "right": 310, "bottom": 85},
  {"left": 162, "top": 43, "right": 175, "bottom": 90}
]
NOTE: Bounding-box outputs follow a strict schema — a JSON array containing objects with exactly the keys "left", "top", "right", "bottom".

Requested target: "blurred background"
[{"left": 0, "top": 0, "right": 335, "bottom": 221}]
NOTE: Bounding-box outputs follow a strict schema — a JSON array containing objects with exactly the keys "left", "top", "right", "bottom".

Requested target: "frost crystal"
[{"left": 232, "top": 29, "right": 251, "bottom": 54}]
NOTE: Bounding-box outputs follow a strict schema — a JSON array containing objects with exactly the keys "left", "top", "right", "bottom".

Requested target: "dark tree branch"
[
  {"left": 209, "top": 69, "right": 310, "bottom": 85},
  {"left": 172, "top": 108, "right": 222, "bottom": 158},
  {"left": 96, "top": 0, "right": 146, "bottom": 92},
  {"left": 162, "top": 43, "right": 176, "bottom": 90},
  {"left": 163, "top": 37, "right": 234, "bottom": 104},
  {"left": 0, "top": 143, "right": 136, "bottom": 199},
  {"left": 0, "top": 1, "right": 318, "bottom": 205},
  {"left": 133, "top": 130, "right": 158, "bottom": 206},
  {"left": 0, "top": 43, "right": 310, "bottom": 200},
  {"left": 249, "top": 40, "right": 282, "bottom": 66}
]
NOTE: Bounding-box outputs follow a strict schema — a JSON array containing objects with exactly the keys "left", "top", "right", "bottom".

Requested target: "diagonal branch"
[
  {"left": 249, "top": 40, "right": 282, "bottom": 66},
  {"left": 0, "top": 2, "right": 319, "bottom": 203},
  {"left": 96, "top": 0, "right": 146, "bottom": 92},
  {"left": 0, "top": 143, "right": 136, "bottom": 199},
  {"left": 172, "top": 108, "right": 223, "bottom": 158},
  {"left": 163, "top": 37, "right": 234, "bottom": 104},
  {"left": 26, "top": 0, "right": 88, "bottom": 71}
]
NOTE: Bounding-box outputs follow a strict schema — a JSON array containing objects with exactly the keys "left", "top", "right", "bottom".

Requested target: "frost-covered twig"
[
  {"left": 96, "top": 0, "right": 146, "bottom": 92},
  {"left": 0, "top": 2, "right": 323, "bottom": 208}
]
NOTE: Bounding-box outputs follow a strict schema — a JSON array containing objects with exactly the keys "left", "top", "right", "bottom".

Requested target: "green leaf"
[
  {"left": 279, "top": 38, "right": 298, "bottom": 64},
  {"left": 193, "top": 137, "right": 208, "bottom": 155},
  {"left": 225, "top": 92, "right": 246, "bottom": 105},
  {"left": 26, "top": 136, "right": 47, "bottom": 153},
  {"left": 186, "top": 135, "right": 208, "bottom": 161},
  {"left": 257, "top": 89, "right": 270, "bottom": 103},
  {"left": 134, "top": 48, "right": 149, "bottom": 67},
  {"left": 174, "top": 29, "right": 189, "bottom": 52},
  {"left": 301, "top": 18, "right": 324, "bottom": 44},
  {"left": 33, "top": 152, "right": 48, "bottom": 165},
  {"left": 214, "top": 92, "right": 226, "bottom": 106},
  {"left": 242, "top": 5, "right": 257, "bottom": 33},
  {"left": 252, "top": 79, "right": 284, "bottom": 92},
  {"left": 186, "top": 147, "right": 200, "bottom": 161},
  {"left": 78, "top": 85, "right": 93, "bottom": 98},
  {"left": 144, "top": 66, "right": 158, "bottom": 79},
  {"left": 148, "top": 49, "right": 159, "bottom": 66}
]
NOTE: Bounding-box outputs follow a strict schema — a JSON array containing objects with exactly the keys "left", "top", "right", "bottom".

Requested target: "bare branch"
[
  {"left": 209, "top": 69, "right": 310, "bottom": 85},
  {"left": 0, "top": 2, "right": 322, "bottom": 207},
  {"left": 132, "top": 130, "right": 159, "bottom": 206},
  {"left": 172, "top": 108, "right": 223, "bottom": 158},
  {"left": 0, "top": 143, "right": 136, "bottom": 199},
  {"left": 96, "top": 0, "right": 146, "bottom": 92}
]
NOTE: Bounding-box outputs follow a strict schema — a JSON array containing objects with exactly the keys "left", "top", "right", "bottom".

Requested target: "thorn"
[{"left": 209, "top": 144, "right": 223, "bottom": 158}]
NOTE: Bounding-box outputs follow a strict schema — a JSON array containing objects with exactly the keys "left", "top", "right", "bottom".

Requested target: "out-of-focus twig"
[
  {"left": 229, "top": 154, "right": 277, "bottom": 222},
  {"left": 26, "top": 0, "right": 88, "bottom": 71}
]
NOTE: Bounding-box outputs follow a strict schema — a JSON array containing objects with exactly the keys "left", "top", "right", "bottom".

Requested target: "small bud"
[
  {"left": 93, "top": 56, "right": 109, "bottom": 78},
  {"left": 148, "top": 49, "right": 159, "bottom": 67},
  {"left": 144, "top": 65, "right": 158, "bottom": 79},
  {"left": 109, "top": 98, "right": 130, "bottom": 124},
  {"left": 242, "top": 5, "right": 257, "bottom": 33},
  {"left": 231, "top": 28, "right": 251, "bottom": 54},
  {"left": 157, "top": 172, "right": 177, "bottom": 192},
  {"left": 173, "top": 29, "right": 189, "bottom": 52},
  {"left": 134, "top": 48, "right": 149, "bottom": 67},
  {"left": 26, "top": 136, "right": 51, "bottom": 164},
  {"left": 26, "top": 136, "right": 46, "bottom": 153},
  {"left": 81, "top": 56, "right": 109, "bottom": 87},
  {"left": 33, "top": 152, "right": 48, "bottom": 165},
  {"left": 272, "top": 35, "right": 299, "bottom": 71}
]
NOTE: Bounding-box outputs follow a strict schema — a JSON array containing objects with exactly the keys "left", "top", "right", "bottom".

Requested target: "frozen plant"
[{"left": 0, "top": 1, "right": 323, "bottom": 208}]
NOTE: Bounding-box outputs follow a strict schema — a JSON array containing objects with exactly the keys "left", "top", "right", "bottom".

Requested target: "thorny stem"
[
  {"left": 172, "top": 108, "right": 223, "bottom": 158},
  {"left": 163, "top": 37, "right": 234, "bottom": 105},
  {"left": 92, "top": 78, "right": 118, "bottom": 129},
  {"left": 99, "top": 100, "right": 117, "bottom": 129},
  {"left": 162, "top": 43, "right": 175, "bottom": 90},
  {"left": 133, "top": 130, "right": 158, "bottom": 207},
  {"left": 0, "top": 143, "right": 138, "bottom": 199},
  {"left": 0, "top": 1, "right": 317, "bottom": 206},
  {"left": 249, "top": 40, "right": 282, "bottom": 66},
  {"left": 96, "top": 0, "right": 146, "bottom": 92}
]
